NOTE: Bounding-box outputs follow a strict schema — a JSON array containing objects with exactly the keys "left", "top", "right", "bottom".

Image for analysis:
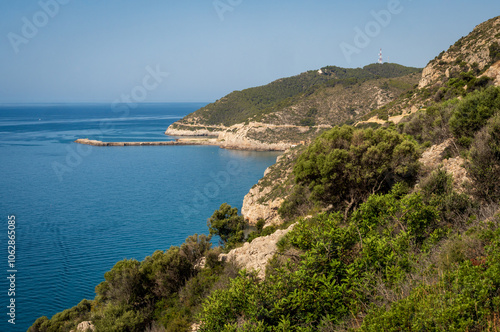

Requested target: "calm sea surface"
[{"left": 0, "top": 103, "right": 281, "bottom": 331}]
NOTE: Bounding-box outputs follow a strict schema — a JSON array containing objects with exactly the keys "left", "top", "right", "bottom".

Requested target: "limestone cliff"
[
  {"left": 484, "top": 60, "right": 500, "bottom": 86},
  {"left": 241, "top": 146, "right": 303, "bottom": 225},
  {"left": 219, "top": 223, "right": 296, "bottom": 280}
]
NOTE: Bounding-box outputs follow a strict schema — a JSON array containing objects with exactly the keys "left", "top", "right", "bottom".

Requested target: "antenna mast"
[{"left": 378, "top": 48, "right": 383, "bottom": 64}]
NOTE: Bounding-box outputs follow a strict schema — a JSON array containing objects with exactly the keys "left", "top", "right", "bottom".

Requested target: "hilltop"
[{"left": 166, "top": 63, "right": 421, "bottom": 150}]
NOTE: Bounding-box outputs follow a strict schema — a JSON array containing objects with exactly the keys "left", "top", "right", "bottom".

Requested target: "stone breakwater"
[
  {"left": 74, "top": 138, "right": 219, "bottom": 147},
  {"left": 75, "top": 134, "right": 292, "bottom": 151}
]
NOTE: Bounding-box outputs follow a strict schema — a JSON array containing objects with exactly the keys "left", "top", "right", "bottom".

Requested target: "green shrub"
[
  {"left": 291, "top": 126, "right": 420, "bottom": 217},
  {"left": 359, "top": 227, "right": 500, "bottom": 332},
  {"left": 449, "top": 86, "right": 500, "bottom": 147},
  {"left": 490, "top": 41, "right": 500, "bottom": 63},
  {"left": 400, "top": 100, "right": 457, "bottom": 144},
  {"left": 278, "top": 185, "right": 312, "bottom": 220},
  {"left": 467, "top": 113, "right": 500, "bottom": 202}
]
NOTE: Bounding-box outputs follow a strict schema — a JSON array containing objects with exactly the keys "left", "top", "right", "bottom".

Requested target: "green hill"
[{"left": 174, "top": 63, "right": 421, "bottom": 127}]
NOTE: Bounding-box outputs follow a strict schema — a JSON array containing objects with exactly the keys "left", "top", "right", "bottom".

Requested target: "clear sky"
[{"left": 0, "top": 0, "right": 499, "bottom": 104}]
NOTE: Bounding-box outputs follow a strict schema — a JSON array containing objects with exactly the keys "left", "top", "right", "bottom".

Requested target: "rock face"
[
  {"left": 242, "top": 148, "right": 300, "bottom": 225},
  {"left": 419, "top": 139, "right": 470, "bottom": 191},
  {"left": 166, "top": 122, "right": 300, "bottom": 151},
  {"left": 242, "top": 183, "right": 284, "bottom": 226},
  {"left": 483, "top": 60, "right": 500, "bottom": 86},
  {"left": 70, "top": 321, "right": 95, "bottom": 332},
  {"left": 419, "top": 16, "right": 500, "bottom": 89},
  {"left": 218, "top": 122, "right": 298, "bottom": 151},
  {"left": 165, "top": 123, "right": 225, "bottom": 137},
  {"left": 219, "top": 223, "right": 295, "bottom": 280}
]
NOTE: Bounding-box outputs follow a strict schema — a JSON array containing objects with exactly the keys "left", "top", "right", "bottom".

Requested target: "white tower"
[{"left": 378, "top": 48, "right": 383, "bottom": 64}]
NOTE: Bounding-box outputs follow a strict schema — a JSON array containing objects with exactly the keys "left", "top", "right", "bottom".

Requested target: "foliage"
[
  {"left": 28, "top": 300, "right": 93, "bottom": 332},
  {"left": 359, "top": 225, "right": 500, "bottom": 332},
  {"left": 199, "top": 182, "right": 479, "bottom": 331},
  {"left": 449, "top": 86, "right": 500, "bottom": 146},
  {"left": 490, "top": 41, "right": 500, "bottom": 63},
  {"left": 399, "top": 101, "right": 457, "bottom": 144},
  {"left": 299, "top": 108, "right": 318, "bottom": 127},
  {"left": 290, "top": 126, "right": 420, "bottom": 217},
  {"left": 420, "top": 168, "right": 475, "bottom": 227},
  {"left": 31, "top": 234, "right": 216, "bottom": 332},
  {"left": 278, "top": 184, "right": 313, "bottom": 221},
  {"left": 207, "top": 203, "right": 246, "bottom": 249},
  {"left": 467, "top": 113, "right": 500, "bottom": 203}
]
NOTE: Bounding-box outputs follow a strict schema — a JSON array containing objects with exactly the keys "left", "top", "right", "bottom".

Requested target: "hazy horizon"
[{"left": 1, "top": 0, "right": 499, "bottom": 104}]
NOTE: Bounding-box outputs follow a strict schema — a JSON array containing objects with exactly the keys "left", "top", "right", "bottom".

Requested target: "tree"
[
  {"left": 207, "top": 203, "right": 245, "bottom": 248},
  {"left": 95, "top": 259, "right": 144, "bottom": 306}
]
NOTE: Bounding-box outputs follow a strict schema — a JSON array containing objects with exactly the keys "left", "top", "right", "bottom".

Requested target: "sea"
[{"left": 0, "top": 103, "right": 281, "bottom": 331}]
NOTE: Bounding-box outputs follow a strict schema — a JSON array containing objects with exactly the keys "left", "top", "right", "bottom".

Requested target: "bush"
[
  {"left": 291, "top": 126, "right": 420, "bottom": 217},
  {"left": 467, "top": 114, "right": 500, "bottom": 203},
  {"left": 399, "top": 100, "right": 457, "bottom": 145},
  {"left": 360, "top": 227, "right": 500, "bottom": 332},
  {"left": 278, "top": 185, "right": 312, "bottom": 220},
  {"left": 490, "top": 41, "right": 500, "bottom": 63},
  {"left": 449, "top": 86, "right": 500, "bottom": 147}
]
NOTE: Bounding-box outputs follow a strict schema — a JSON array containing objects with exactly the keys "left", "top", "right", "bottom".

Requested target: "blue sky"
[{"left": 0, "top": 0, "right": 499, "bottom": 103}]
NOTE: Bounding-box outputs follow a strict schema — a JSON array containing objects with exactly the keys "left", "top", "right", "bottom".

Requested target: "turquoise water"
[{"left": 0, "top": 103, "right": 281, "bottom": 331}]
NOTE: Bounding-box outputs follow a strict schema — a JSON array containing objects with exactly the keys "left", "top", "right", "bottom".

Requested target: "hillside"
[
  {"left": 29, "top": 16, "right": 500, "bottom": 332},
  {"left": 360, "top": 15, "right": 500, "bottom": 124},
  {"left": 166, "top": 63, "right": 421, "bottom": 150}
]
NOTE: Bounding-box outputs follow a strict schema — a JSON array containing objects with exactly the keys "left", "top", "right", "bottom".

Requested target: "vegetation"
[
  {"left": 467, "top": 113, "right": 500, "bottom": 203},
  {"left": 200, "top": 184, "right": 498, "bottom": 331},
  {"left": 281, "top": 126, "right": 420, "bottom": 220},
  {"left": 207, "top": 203, "right": 246, "bottom": 249},
  {"left": 449, "top": 86, "right": 500, "bottom": 146}
]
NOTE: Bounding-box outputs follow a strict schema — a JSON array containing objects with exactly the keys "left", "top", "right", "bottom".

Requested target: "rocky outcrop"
[
  {"left": 483, "top": 60, "right": 500, "bottom": 86},
  {"left": 166, "top": 121, "right": 306, "bottom": 151},
  {"left": 419, "top": 139, "right": 470, "bottom": 191},
  {"left": 219, "top": 223, "right": 295, "bottom": 280},
  {"left": 242, "top": 184, "right": 284, "bottom": 226},
  {"left": 70, "top": 321, "right": 95, "bottom": 332},
  {"left": 165, "top": 123, "right": 225, "bottom": 137},
  {"left": 242, "top": 149, "right": 301, "bottom": 225},
  {"left": 218, "top": 122, "right": 301, "bottom": 151}
]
